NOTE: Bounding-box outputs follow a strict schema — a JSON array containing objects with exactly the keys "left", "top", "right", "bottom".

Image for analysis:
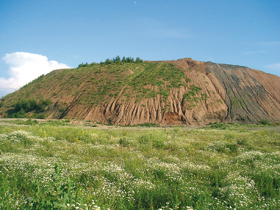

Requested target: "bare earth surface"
[{"left": 0, "top": 58, "right": 279, "bottom": 126}]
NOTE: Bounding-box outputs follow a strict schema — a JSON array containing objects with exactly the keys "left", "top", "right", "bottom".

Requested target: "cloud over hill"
[{"left": 0, "top": 52, "right": 70, "bottom": 93}]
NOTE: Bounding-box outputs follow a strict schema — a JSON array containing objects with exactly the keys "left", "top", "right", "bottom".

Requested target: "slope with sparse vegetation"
[{"left": 0, "top": 57, "right": 280, "bottom": 125}]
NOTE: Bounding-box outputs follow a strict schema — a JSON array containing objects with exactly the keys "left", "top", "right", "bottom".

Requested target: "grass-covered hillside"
[{"left": 0, "top": 120, "right": 279, "bottom": 209}]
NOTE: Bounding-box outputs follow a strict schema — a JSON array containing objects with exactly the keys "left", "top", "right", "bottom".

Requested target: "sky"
[{"left": 0, "top": 0, "right": 279, "bottom": 98}]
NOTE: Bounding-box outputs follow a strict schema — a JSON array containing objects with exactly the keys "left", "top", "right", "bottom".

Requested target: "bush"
[
  {"left": 0, "top": 101, "right": 4, "bottom": 108},
  {"left": 259, "top": 119, "right": 269, "bottom": 125},
  {"left": 37, "top": 113, "right": 46, "bottom": 119},
  {"left": 78, "top": 62, "right": 89, "bottom": 68},
  {"left": 208, "top": 123, "right": 230, "bottom": 129},
  {"left": 7, "top": 98, "right": 51, "bottom": 118},
  {"left": 11, "top": 108, "right": 26, "bottom": 118}
]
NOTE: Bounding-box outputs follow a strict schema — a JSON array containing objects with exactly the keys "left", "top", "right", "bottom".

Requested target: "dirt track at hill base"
[{"left": 0, "top": 118, "right": 279, "bottom": 133}]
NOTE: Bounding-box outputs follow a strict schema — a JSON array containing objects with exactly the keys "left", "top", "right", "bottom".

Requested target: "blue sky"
[{"left": 0, "top": 0, "right": 279, "bottom": 98}]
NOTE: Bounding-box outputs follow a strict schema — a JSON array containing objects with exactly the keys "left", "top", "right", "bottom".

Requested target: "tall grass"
[{"left": 0, "top": 123, "right": 279, "bottom": 209}]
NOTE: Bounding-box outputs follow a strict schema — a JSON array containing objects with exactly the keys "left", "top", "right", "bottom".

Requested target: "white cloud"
[{"left": 0, "top": 52, "right": 70, "bottom": 92}]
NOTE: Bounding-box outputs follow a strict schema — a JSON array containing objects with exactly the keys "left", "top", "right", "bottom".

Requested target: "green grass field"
[{"left": 0, "top": 121, "right": 279, "bottom": 209}]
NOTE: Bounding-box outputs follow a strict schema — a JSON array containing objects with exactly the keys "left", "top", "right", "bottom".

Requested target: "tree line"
[{"left": 78, "top": 56, "right": 143, "bottom": 68}]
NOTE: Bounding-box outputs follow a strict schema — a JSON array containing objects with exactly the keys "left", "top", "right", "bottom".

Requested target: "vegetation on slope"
[
  {"left": 0, "top": 57, "right": 203, "bottom": 121},
  {"left": 2, "top": 57, "right": 279, "bottom": 124},
  {"left": 6, "top": 98, "right": 51, "bottom": 118}
]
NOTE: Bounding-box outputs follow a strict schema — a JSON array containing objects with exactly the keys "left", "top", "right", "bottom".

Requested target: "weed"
[
  {"left": 259, "top": 119, "right": 269, "bottom": 125},
  {"left": 0, "top": 120, "right": 279, "bottom": 209}
]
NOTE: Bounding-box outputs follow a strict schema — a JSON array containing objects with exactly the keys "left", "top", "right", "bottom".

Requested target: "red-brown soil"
[{"left": 1, "top": 58, "right": 280, "bottom": 125}]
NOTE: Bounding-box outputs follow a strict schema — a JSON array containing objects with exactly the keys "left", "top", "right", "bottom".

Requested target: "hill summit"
[{"left": 1, "top": 58, "right": 280, "bottom": 125}]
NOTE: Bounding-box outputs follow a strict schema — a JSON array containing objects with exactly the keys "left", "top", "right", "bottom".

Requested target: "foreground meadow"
[{"left": 0, "top": 120, "right": 279, "bottom": 209}]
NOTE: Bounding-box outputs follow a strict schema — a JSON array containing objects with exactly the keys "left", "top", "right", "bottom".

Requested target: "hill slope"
[{"left": 0, "top": 58, "right": 280, "bottom": 125}]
